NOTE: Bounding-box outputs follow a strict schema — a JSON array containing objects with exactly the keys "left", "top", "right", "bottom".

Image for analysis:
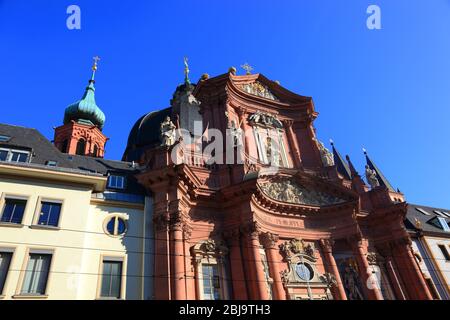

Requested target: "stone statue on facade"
[
  {"left": 365, "top": 165, "right": 380, "bottom": 188},
  {"left": 160, "top": 116, "right": 176, "bottom": 147},
  {"left": 316, "top": 139, "right": 334, "bottom": 167},
  {"left": 343, "top": 265, "right": 364, "bottom": 300},
  {"left": 229, "top": 120, "right": 243, "bottom": 147}
]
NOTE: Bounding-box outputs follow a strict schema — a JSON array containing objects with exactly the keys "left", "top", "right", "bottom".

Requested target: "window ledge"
[
  {"left": 0, "top": 222, "right": 24, "bottom": 228},
  {"left": 12, "top": 294, "right": 48, "bottom": 299},
  {"left": 29, "top": 225, "right": 60, "bottom": 231}
]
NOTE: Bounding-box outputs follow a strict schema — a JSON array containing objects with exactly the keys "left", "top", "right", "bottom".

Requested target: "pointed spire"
[
  {"left": 345, "top": 154, "right": 359, "bottom": 178},
  {"left": 330, "top": 139, "right": 351, "bottom": 180},
  {"left": 363, "top": 148, "right": 395, "bottom": 192}
]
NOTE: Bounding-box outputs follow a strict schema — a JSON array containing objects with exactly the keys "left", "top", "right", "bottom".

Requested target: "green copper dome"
[{"left": 64, "top": 60, "right": 106, "bottom": 129}]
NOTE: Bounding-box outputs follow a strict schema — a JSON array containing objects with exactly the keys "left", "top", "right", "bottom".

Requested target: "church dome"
[
  {"left": 64, "top": 80, "right": 106, "bottom": 129},
  {"left": 64, "top": 57, "right": 106, "bottom": 130},
  {"left": 122, "top": 107, "right": 172, "bottom": 161}
]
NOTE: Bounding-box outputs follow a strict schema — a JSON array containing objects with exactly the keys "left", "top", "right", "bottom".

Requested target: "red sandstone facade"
[
  {"left": 135, "top": 71, "right": 432, "bottom": 300},
  {"left": 54, "top": 121, "right": 108, "bottom": 158}
]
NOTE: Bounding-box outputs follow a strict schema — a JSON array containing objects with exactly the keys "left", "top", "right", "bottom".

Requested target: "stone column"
[
  {"left": 152, "top": 203, "right": 171, "bottom": 300},
  {"left": 224, "top": 229, "right": 248, "bottom": 300},
  {"left": 351, "top": 238, "right": 383, "bottom": 300},
  {"left": 320, "top": 239, "right": 347, "bottom": 300},
  {"left": 261, "top": 232, "right": 286, "bottom": 300},
  {"left": 242, "top": 222, "right": 270, "bottom": 300},
  {"left": 283, "top": 120, "right": 302, "bottom": 168},
  {"left": 393, "top": 238, "right": 432, "bottom": 300},
  {"left": 376, "top": 243, "right": 407, "bottom": 300},
  {"left": 169, "top": 211, "right": 187, "bottom": 300}
]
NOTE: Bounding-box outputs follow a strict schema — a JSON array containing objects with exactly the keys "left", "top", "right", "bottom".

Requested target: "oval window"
[
  {"left": 105, "top": 216, "right": 127, "bottom": 236},
  {"left": 295, "top": 263, "right": 314, "bottom": 281}
]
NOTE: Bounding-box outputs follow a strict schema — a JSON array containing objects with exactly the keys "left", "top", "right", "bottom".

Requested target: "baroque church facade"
[
  {"left": 122, "top": 64, "right": 434, "bottom": 300},
  {"left": 1, "top": 58, "right": 448, "bottom": 300}
]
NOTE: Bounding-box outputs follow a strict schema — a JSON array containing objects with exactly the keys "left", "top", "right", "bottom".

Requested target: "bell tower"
[{"left": 54, "top": 57, "right": 108, "bottom": 158}]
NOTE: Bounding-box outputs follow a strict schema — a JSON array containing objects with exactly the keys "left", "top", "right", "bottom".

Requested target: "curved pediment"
[{"left": 258, "top": 178, "right": 346, "bottom": 207}]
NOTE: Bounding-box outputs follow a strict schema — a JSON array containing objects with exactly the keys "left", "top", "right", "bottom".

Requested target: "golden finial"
[
  {"left": 90, "top": 56, "right": 100, "bottom": 81},
  {"left": 241, "top": 62, "right": 253, "bottom": 75},
  {"left": 201, "top": 73, "right": 210, "bottom": 81},
  {"left": 92, "top": 56, "right": 100, "bottom": 72}
]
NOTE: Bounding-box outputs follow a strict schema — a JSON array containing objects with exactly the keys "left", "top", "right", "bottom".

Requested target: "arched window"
[
  {"left": 93, "top": 144, "right": 98, "bottom": 157},
  {"left": 76, "top": 139, "right": 86, "bottom": 155},
  {"left": 61, "top": 139, "right": 69, "bottom": 153},
  {"left": 191, "top": 239, "right": 230, "bottom": 300}
]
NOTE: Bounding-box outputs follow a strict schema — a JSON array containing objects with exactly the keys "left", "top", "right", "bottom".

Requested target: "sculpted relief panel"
[
  {"left": 259, "top": 179, "right": 346, "bottom": 206},
  {"left": 241, "top": 82, "right": 279, "bottom": 101}
]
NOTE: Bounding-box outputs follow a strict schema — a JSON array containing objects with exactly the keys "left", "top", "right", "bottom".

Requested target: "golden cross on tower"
[
  {"left": 241, "top": 62, "right": 253, "bottom": 75},
  {"left": 92, "top": 56, "right": 101, "bottom": 71}
]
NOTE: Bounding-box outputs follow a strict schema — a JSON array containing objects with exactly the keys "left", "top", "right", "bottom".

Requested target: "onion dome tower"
[{"left": 54, "top": 57, "right": 108, "bottom": 158}]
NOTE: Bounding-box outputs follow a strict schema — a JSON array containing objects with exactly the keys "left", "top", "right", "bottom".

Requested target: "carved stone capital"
[
  {"left": 169, "top": 210, "right": 186, "bottom": 231},
  {"left": 320, "top": 238, "right": 335, "bottom": 253},
  {"left": 240, "top": 221, "right": 261, "bottom": 239},
  {"left": 182, "top": 223, "right": 193, "bottom": 241},
  {"left": 261, "top": 232, "right": 280, "bottom": 249},
  {"left": 153, "top": 213, "right": 169, "bottom": 232},
  {"left": 282, "top": 119, "right": 294, "bottom": 128}
]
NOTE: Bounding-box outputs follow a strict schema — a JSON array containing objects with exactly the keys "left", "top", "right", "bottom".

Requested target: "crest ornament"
[
  {"left": 242, "top": 82, "right": 279, "bottom": 101},
  {"left": 280, "top": 238, "right": 315, "bottom": 260}
]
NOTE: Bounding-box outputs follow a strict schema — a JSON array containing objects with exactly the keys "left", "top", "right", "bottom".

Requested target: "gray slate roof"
[
  {"left": 0, "top": 123, "right": 144, "bottom": 195},
  {"left": 405, "top": 203, "right": 450, "bottom": 236}
]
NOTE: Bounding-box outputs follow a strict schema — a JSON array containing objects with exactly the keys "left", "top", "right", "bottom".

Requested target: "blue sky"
[{"left": 0, "top": 1, "right": 449, "bottom": 208}]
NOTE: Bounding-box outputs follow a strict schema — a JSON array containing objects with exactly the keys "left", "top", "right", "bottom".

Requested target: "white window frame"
[
  {"left": 0, "top": 148, "right": 30, "bottom": 163},
  {"left": 107, "top": 175, "right": 126, "bottom": 190}
]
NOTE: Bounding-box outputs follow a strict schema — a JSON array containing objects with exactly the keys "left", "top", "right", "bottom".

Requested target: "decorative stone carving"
[
  {"left": 320, "top": 238, "right": 335, "bottom": 253},
  {"left": 191, "top": 239, "right": 229, "bottom": 258},
  {"left": 259, "top": 179, "right": 346, "bottom": 206},
  {"left": 366, "top": 252, "right": 379, "bottom": 265},
  {"left": 280, "top": 269, "right": 290, "bottom": 285},
  {"left": 261, "top": 232, "right": 280, "bottom": 249},
  {"left": 248, "top": 111, "right": 283, "bottom": 129},
  {"left": 315, "top": 139, "right": 334, "bottom": 167},
  {"left": 153, "top": 213, "right": 169, "bottom": 231},
  {"left": 279, "top": 238, "right": 315, "bottom": 260},
  {"left": 241, "top": 82, "right": 279, "bottom": 101},
  {"left": 365, "top": 165, "right": 380, "bottom": 188},
  {"left": 278, "top": 239, "right": 326, "bottom": 288},
  {"left": 160, "top": 116, "right": 177, "bottom": 147},
  {"left": 320, "top": 273, "right": 337, "bottom": 288}
]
